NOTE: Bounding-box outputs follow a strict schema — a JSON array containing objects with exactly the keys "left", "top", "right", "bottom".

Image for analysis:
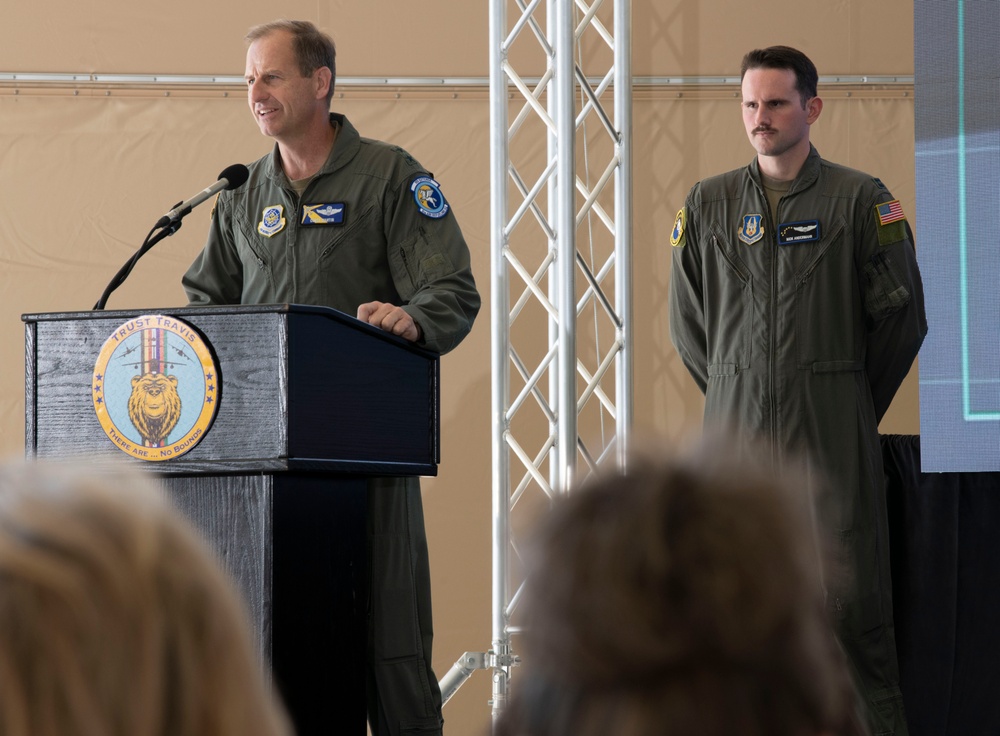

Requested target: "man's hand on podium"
[{"left": 357, "top": 301, "right": 422, "bottom": 343}]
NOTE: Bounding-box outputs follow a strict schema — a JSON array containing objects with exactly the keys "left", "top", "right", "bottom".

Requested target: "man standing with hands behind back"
[
  {"left": 183, "top": 19, "right": 480, "bottom": 736},
  {"left": 669, "top": 46, "right": 925, "bottom": 735}
]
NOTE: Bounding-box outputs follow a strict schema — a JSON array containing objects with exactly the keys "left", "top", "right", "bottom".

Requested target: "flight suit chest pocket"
[
  {"left": 314, "top": 200, "right": 393, "bottom": 301},
  {"left": 233, "top": 210, "right": 275, "bottom": 292},
  {"left": 793, "top": 218, "right": 856, "bottom": 365},
  {"left": 705, "top": 223, "right": 753, "bottom": 375},
  {"left": 318, "top": 199, "right": 381, "bottom": 263}
]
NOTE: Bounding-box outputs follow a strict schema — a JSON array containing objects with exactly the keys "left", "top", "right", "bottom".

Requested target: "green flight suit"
[
  {"left": 669, "top": 146, "right": 926, "bottom": 736},
  {"left": 183, "top": 113, "right": 480, "bottom": 736}
]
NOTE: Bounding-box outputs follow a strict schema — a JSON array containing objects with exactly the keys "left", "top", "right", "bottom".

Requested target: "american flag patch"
[{"left": 875, "top": 199, "right": 906, "bottom": 226}]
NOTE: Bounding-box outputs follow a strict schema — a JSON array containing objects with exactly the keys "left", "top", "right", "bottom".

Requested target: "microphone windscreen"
[{"left": 218, "top": 164, "right": 250, "bottom": 190}]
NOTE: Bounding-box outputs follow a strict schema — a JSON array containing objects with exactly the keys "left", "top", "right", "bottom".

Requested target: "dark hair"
[
  {"left": 246, "top": 19, "right": 336, "bottom": 104},
  {"left": 495, "top": 436, "right": 865, "bottom": 736},
  {"left": 741, "top": 46, "right": 818, "bottom": 105}
]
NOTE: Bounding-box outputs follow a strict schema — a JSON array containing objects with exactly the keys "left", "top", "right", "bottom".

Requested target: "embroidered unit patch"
[
  {"left": 738, "top": 214, "right": 764, "bottom": 245},
  {"left": 258, "top": 205, "right": 286, "bottom": 237},
  {"left": 411, "top": 177, "right": 450, "bottom": 219},
  {"left": 670, "top": 208, "right": 686, "bottom": 247}
]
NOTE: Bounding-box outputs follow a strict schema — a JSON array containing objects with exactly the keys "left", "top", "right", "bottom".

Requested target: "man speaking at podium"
[{"left": 182, "top": 19, "right": 480, "bottom": 736}]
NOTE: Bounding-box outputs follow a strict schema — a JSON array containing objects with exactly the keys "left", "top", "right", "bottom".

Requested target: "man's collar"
[
  {"left": 317, "top": 112, "right": 359, "bottom": 176},
  {"left": 264, "top": 113, "right": 360, "bottom": 184},
  {"left": 749, "top": 144, "right": 821, "bottom": 192}
]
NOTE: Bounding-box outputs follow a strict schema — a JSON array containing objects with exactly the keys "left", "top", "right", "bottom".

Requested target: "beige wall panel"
[
  {"left": 1, "top": 1, "right": 912, "bottom": 78},
  {"left": 1, "top": 2, "right": 490, "bottom": 77},
  {"left": 642, "top": 0, "right": 914, "bottom": 77}
]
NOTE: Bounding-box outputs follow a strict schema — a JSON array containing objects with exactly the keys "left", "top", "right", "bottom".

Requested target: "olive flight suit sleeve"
[
  {"left": 858, "top": 190, "right": 928, "bottom": 422},
  {"left": 668, "top": 195, "right": 710, "bottom": 394},
  {"left": 181, "top": 193, "right": 245, "bottom": 306},
  {"left": 385, "top": 174, "right": 481, "bottom": 355}
]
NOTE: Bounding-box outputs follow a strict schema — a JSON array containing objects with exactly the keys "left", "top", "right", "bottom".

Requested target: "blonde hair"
[{"left": 0, "top": 461, "right": 291, "bottom": 736}]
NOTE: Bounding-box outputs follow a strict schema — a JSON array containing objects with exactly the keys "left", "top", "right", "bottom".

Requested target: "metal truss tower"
[{"left": 439, "top": 0, "right": 633, "bottom": 725}]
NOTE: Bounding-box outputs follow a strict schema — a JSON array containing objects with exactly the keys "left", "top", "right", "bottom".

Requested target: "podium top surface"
[{"left": 22, "top": 303, "right": 437, "bottom": 360}]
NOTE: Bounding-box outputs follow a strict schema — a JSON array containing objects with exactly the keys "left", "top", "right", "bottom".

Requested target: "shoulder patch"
[
  {"left": 874, "top": 199, "right": 907, "bottom": 246},
  {"left": 411, "top": 177, "right": 450, "bottom": 219},
  {"left": 872, "top": 177, "right": 887, "bottom": 190},
  {"left": 875, "top": 199, "right": 906, "bottom": 226},
  {"left": 670, "top": 208, "right": 686, "bottom": 247}
]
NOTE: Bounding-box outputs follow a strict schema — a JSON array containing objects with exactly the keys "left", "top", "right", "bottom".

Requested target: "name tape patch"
[
  {"left": 777, "top": 219, "right": 821, "bottom": 245},
  {"left": 301, "top": 202, "right": 346, "bottom": 226}
]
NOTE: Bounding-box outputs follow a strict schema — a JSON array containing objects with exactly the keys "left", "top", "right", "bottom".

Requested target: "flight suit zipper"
[{"left": 765, "top": 193, "right": 780, "bottom": 461}]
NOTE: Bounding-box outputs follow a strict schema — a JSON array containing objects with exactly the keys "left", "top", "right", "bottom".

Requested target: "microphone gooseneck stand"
[{"left": 93, "top": 216, "right": 182, "bottom": 311}]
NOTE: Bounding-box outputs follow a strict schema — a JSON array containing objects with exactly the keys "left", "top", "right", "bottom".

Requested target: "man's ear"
[
  {"left": 314, "top": 66, "right": 333, "bottom": 101},
  {"left": 806, "top": 95, "right": 823, "bottom": 125}
]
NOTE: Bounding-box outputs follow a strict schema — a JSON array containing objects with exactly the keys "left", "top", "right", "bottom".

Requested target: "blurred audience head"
[
  {"left": 0, "top": 461, "right": 291, "bottom": 736},
  {"left": 496, "top": 433, "right": 865, "bottom": 736}
]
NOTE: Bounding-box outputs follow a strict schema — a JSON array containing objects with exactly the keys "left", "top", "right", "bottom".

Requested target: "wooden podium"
[{"left": 23, "top": 304, "right": 440, "bottom": 735}]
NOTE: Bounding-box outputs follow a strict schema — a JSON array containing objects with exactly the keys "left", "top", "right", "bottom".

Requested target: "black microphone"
[{"left": 154, "top": 163, "right": 250, "bottom": 229}]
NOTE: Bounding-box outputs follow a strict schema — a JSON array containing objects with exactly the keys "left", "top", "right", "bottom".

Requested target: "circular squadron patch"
[
  {"left": 92, "top": 315, "right": 220, "bottom": 461},
  {"left": 670, "top": 208, "right": 686, "bottom": 247},
  {"left": 411, "top": 176, "right": 450, "bottom": 219}
]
